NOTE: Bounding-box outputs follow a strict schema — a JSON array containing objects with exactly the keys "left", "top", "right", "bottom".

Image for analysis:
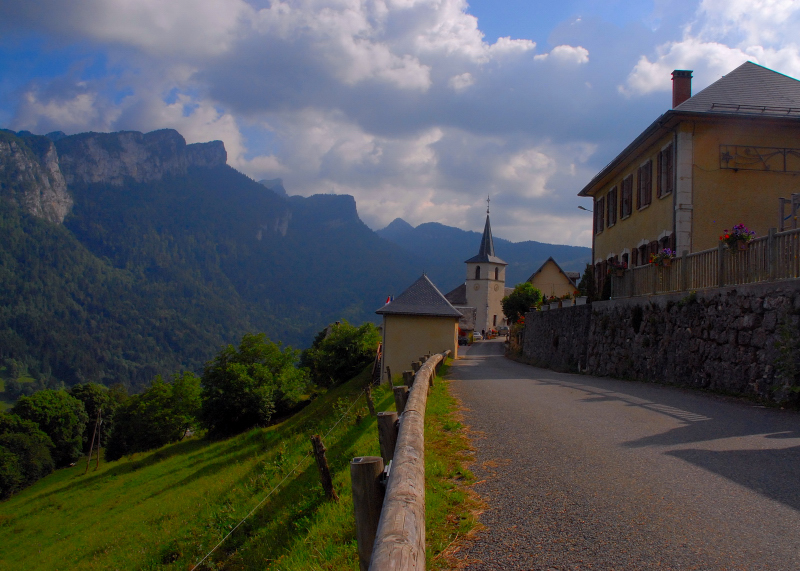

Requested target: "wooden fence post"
[
  {"left": 402, "top": 370, "right": 414, "bottom": 386},
  {"left": 377, "top": 412, "right": 399, "bottom": 464},
  {"left": 385, "top": 367, "right": 391, "bottom": 386},
  {"left": 311, "top": 435, "right": 338, "bottom": 501},
  {"left": 411, "top": 361, "right": 421, "bottom": 373},
  {"left": 768, "top": 227, "right": 777, "bottom": 281},
  {"left": 364, "top": 384, "right": 376, "bottom": 417},
  {"left": 393, "top": 386, "right": 409, "bottom": 414},
  {"left": 350, "top": 456, "right": 385, "bottom": 571},
  {"left": 718, "top": 240, "right": 726, "bottom": 288}
]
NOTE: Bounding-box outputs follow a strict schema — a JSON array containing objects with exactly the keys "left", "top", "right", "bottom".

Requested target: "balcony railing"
[{"left": 610, "top": 227, "right": 800, "bottom": 299}]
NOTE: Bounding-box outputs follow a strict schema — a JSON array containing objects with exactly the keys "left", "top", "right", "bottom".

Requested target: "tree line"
[{"left": 0, "top": 321, "right": 379, "bottom": 499}]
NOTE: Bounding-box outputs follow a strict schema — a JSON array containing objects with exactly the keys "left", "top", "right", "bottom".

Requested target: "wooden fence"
[
  {"left": 610, "top": 227, "right": 800, "bottom": 299},
  {"left": 350, "top": 350, "right": 450, "bottom": 571}
]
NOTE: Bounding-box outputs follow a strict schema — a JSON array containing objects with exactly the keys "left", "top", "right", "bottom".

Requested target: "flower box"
[{"left": 575, "top": 296, "right": 588, "bottom": 306}]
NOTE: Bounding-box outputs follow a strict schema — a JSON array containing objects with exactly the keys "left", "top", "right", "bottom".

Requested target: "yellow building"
[
  {"left": 578, "top": 62, "right": 800, "bottom": 288},
  {"left": 376, "top": 274, "right": 460, "bottom": 383},
  {"left": 527, "top": 257, "right": 580, "bottom": 299}
]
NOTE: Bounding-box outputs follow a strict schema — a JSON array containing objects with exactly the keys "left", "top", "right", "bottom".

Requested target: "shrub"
[
  {"left": 12, "top": 390, "right": 87, "bottom": 467},
  {"left": 300, "top": 321, "right": 380, "bottom": 388},
  {"left": 501, "top": 283, "right": 543, "bottom": 324},
  {"left": 201, "top": 333, "right": 308, "bottom": 437},
  {"left": 0, "top": 413, "right": 54, "bottom": 498},
  {"left": 105, "top": 373, "right": 201, "bottom": 461}
]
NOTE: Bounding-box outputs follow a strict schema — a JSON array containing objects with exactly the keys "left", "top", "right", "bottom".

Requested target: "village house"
[
  {"left": 376, "top": 273, "right": 460, "bottom": 383},
  {"left": 578, "top": 62, "right": 800, "bottom": 291},
  {"left": 526, "top": 257, "right": 580, "bottom": 299}
]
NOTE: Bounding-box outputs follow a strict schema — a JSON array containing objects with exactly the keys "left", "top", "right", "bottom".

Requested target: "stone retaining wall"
[{"left": 522, "top": 280, "right": 800, "bottom": 401}]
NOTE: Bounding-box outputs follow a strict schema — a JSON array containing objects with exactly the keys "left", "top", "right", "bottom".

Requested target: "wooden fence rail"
[
  {"left": 609, "top": 227, "right": 800, "bottom": 299},
  {"left": 363, "top": 350, "right": 449, "bottom": 571}
]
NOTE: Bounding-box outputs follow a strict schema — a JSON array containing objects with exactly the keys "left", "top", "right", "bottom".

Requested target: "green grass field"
[{"left": 0, "top": 363, "right": 477, "bottom": 570}]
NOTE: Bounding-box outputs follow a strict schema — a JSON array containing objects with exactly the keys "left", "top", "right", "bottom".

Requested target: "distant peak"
[
  {"left": 258, "top": 178, "right": 288, "bottom": 197},
  {"left": 383, "top": 218, "right": 414, "bottom": 232}
]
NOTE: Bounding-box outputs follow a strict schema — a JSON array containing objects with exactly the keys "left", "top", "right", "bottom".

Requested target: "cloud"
[
  {"left": 9, "top": 0, "right": 799, "bottom": 246},
  {"left": 622, "top": 0, "right": 800, "bottom": 95}
]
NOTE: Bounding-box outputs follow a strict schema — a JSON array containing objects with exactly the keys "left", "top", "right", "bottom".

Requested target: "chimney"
[{"left": 672, "top": 70, "right": 693, "bottom": 108}]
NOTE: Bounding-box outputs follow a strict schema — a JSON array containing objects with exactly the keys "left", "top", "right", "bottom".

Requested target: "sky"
[{"left": 2, "top": 0, "right": 800, "bottom": 246}]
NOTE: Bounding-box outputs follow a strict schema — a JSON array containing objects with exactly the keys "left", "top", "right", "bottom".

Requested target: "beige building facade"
[
  {"left": 376, "top": 274, "right": 460, "bottom": 383},
  {"left": 527, "top": 257, "right": 580, "bottom": 299},
  {"left": 579, "top": 62, "right": 800, "bottom": 291}
]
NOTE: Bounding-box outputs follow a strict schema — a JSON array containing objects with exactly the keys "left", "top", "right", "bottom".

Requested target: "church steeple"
[{"left": 465, "top": 212, "right": 507, "bottom": 265}]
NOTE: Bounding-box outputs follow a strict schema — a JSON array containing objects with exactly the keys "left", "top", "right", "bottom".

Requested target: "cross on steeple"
[{"left": 486, "top": 195, "right": 490, "bottom": 214}]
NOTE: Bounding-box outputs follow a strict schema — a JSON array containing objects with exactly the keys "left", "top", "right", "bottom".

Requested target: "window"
[
  {"left": 637, "top": 160, "right": 652, "bottom": 209},
  {"left": 607, "top": 186, "right": 618, "bottom": 226},
  {"left": 493, "top": 315, "right": 497, "bottom": 326},
  {"left": 631, "top": 248, "right": 638, "bottom": 266},
  {"left": 475, "top": 266, "right": 481, "bottom": 279},
  {"left": 622, "top": 253, "right": 629, "bottom": 267},
  {"left": 620, "top": 175, "right": 633, "bottom": 218},
  {"left": 657, "top": 144, "right": 674, "bottom": 198},
  {"left": 595, "top": 196, "right": 605, "bottom": 234},
  {"left": 494, "top": 267, "right": 499, "bottom": 280}
]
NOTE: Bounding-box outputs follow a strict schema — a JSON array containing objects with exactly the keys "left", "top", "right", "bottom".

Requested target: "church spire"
[
  {"left": 477, "top": 214, "right": 496, "bottom": 259},
  {"left": 464, "top": 208, "right": 507, "bottom": 265}
]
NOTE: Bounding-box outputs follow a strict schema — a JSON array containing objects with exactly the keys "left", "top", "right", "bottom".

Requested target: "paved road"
[{"left": 448, "top": 339, "right": 800, "bottom": 570}]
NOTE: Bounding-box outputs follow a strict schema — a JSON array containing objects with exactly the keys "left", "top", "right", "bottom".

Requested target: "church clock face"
[
  {"left": 494, "top": 284, "right": 500, "bottom": 291},
  {"left": 473, "top": 284, "right": 480, "bottom": 290}
]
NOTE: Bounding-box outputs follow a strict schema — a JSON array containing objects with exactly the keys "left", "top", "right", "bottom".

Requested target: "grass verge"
[{"left": 0, "top": 361, "right": 478, "bottom": 569}]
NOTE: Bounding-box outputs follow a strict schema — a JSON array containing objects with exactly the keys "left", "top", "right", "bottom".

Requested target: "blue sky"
[{"left": 2, "top": 0, "right": 799, "bottom": 246}]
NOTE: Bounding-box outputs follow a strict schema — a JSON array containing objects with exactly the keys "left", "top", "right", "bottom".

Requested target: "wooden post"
[
  {"left": 768, "top": 227, "right": 777, "bottom": 281},
  {"left": 402, "top": 370, "right": 414, "bottom": 386},
  {"left": 84, "top": 408, "right": 101, "bottom": 475},
  {"left": 718, "top": 240, "right": 726, "bottom": 288},
  {"left": 385, "top": 367, "right": 391, "bottom": 386},
  {"left": 681, "top": 250, "right": 689, "bottom": 292},
  {"left": 312, "top": 435, "right": 338, "bottom": 501},
  {"left": 377, "top": 412, "right": 399, "bottom": 464},
  {"left": 364, "top": 384, "right": 376, "bottom": 417},
  {"left": 370, "top": 352, "right": 443, "bottom": 571},
  {"left": 393, "top": 386, "right": 409, "bottom": 414},
  {"left": 411, "top": 361, "right": 420, "bottom": 373},
  {"left": 350, "top": 456, "right": 385, "bottom": 571}
]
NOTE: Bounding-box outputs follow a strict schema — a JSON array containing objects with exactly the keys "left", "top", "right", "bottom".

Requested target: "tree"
[
  {"left": 577, "top": 263, "right": 595, "bottom": 301},
  {"left": 104, "top": 373, "right": 200, "bottom": 461},
  {"left": 0, "top": 413, "right": 54, "bottom": 498},
  {"left": 201, "top": 333, "right": 308, "bottom": 437},
  {"left": 300, "top": 321, "right": 381, "bottom": 387},
  {"left": 501, "top": 283, "right": 543, "bottom": 324},
  {"left": 70, "top": 383, "right": 118, "bottom": 452},
  {"left": 12, "top": 390, "right": 87, "bottom": 467}
]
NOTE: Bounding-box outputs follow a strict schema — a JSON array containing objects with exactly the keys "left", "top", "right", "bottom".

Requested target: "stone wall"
[{"left": 522, "top": 280, "right": 800, "bottom": 402}]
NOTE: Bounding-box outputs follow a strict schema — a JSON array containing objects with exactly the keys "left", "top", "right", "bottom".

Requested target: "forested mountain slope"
[{"left": 0, "top": 129, "right": 419, "bottom": 391}]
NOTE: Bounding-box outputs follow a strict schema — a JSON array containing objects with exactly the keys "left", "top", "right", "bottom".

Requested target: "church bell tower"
[{"left": 465, "top": 198, "right": 508, "bottom": 333}]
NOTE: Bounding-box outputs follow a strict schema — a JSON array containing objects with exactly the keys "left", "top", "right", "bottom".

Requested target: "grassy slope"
[{"left": 0, "top": 363, "right": 477, "bottom": 570}]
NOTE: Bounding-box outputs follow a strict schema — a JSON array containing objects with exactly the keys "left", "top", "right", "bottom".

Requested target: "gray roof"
[
  {"left": 465, "top": 215, "right": 507, "bottom": 265},
  {"left": 445, "top": 283, "right": 468, "bottom": 305},
  {"left": 376, "top": 274, "right": 463, "bottom": 317},
  {"left": 675, "top": 61, "right": 800, "bottom": 116}
]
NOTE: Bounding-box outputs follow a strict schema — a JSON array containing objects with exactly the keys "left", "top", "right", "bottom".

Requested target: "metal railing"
[{"left": 610, "top": 227, "right": 800, "bottom": 299}]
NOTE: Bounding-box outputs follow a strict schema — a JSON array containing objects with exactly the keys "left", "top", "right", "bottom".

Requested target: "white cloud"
[
  {"left": 623, "top": 0, "right": 800, "bottom": 95},
  {"left": 449, "top": 72, "right": 475, "bottom": 90},
  {"left": 534, "top": 45, "right": 590, "bottom": 64}
]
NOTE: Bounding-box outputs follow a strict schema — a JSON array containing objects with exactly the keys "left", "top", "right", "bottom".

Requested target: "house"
[
  {"left": 578, "top": 62, "right": 800, "bottom": 290},
  {"left": 526, "top": 257, "right": 580, "bottom": 298},
  {"left": 376, "top": 273, "right": 461, "bottom": 382},
  {"left": 444, "top": 211, "right": 511, "bottom": 333}
]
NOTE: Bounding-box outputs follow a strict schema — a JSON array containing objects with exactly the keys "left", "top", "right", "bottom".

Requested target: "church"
[{"left": 445, "top": 211, "right": 512, "bottom": 335}]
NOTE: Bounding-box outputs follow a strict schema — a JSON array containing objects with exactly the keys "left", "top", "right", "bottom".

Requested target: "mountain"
[
  {"left": 377, "top": 218, "right": 591, "bottom": 292},
  {"left": 0, "top": 128, "right": 419, "bottom": 390},
  {"left": 258, "top": 178, "right": 288, "bottom": 197}
]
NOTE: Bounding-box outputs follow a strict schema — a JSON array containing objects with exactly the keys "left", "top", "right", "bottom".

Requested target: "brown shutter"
[{"left": 657, "top": 151, "right": 663, "bottom": 198}]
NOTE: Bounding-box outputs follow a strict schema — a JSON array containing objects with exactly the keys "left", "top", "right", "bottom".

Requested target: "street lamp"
[{"left": 577, "top": 205, "right": 592, "bottom": 212}]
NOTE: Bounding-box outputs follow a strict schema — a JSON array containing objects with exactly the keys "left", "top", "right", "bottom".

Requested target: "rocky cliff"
[
  {"left": 0, "top": 131, "right": 72, "bottom": 224},
  {"left": 54, "top": 129, "right": 227, "bottom": 186}
]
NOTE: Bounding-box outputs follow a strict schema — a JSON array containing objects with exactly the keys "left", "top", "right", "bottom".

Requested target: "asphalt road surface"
[{"left": 447, "top": 339, "right": 800, "bottom": 570}]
